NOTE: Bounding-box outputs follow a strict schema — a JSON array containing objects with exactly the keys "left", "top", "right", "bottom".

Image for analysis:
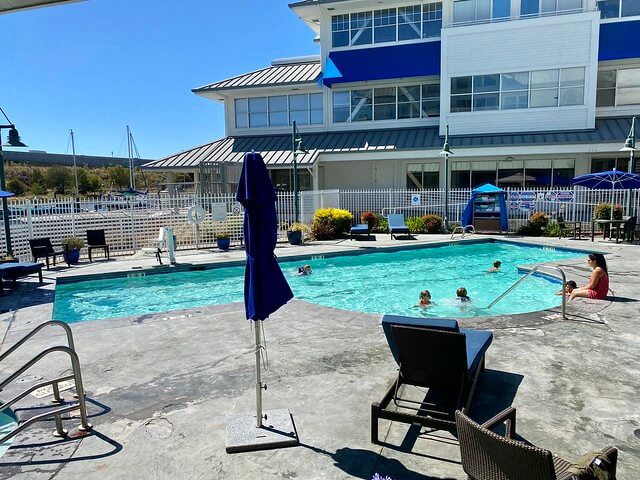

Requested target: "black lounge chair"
[
  {"left": 371, "top": 315, "right": 493, "bottom": 444},
  {"left": 388, "top": 214, "right": 410, "bottom": 239},
  {"left": 350, "top": 224, "right": 370, "bottom": 240},
  {"left": 28, "top": 238, "right": 65, "bottom": 270},
  {"left": 456, "top": 408, "right": 618, "bottom": 480},
  {"left": 86, "top": 229, "right": 110, "bottom": 261},
  {"left": 0, "top": 261, "right": 44, "bottom": 295}
]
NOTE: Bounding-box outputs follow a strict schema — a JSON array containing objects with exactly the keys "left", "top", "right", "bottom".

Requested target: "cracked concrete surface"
[{"left": 0, "top": 234, "right": 638, "bottom": 479}]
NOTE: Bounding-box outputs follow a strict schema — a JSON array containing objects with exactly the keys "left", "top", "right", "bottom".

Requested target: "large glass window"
[
  {"left": 451, "top": 159, "right": 573, "bottom": 188},
  {"left": 451, "top": 76, "right": 472, "bottom": 112},
  {"left": 472, "top": 161, "right": 498, "bottom": 188},
  {"left": 501, "top": 72, "right": 529, "bottom": 109},
  {"left": 598, "top": 0, "right": 640, "bottom": 17},
  {"left": 235, "top": 93, "right": 324, "bottom": 129},
  {"left": 473, "top": 74, "right": 500, "bottom": 111},
  {"left": 331, "top": 14, "right": 350, "bottom": 47},
  {"left": 522, "top": 0, "right": 581, "bottom": 16},
  {"left": 399, "top": 5, "right": 422, "bottom": 40},
  {"left": 592, "top": 157, "right": 629, "bottom": 172},
  {"left": 350, "top": 11, "right": 373, "bottom": 46},
  {"left": 422, "top": 3, "right": 443, "bottom": 37},
  {"left": 453, "top": 0, "right": 510, "bottom": 23},
  {"left": 333, "top": 82, "right": 440, "bottom": 123},
  {"left": 596, "top": 70, "right": 616, "bottom": 107},
  {"left": 596, "top": 68, "right": 640, "bottom": 107},
  {"left": 451, "top": 161, "right": 471, "bottom": 188},
  {"left": 374, "top": 8, "right": 397, "bottom": 43},
  {"left": 406, "top": 162, "right": 440, "bottom": 188}
]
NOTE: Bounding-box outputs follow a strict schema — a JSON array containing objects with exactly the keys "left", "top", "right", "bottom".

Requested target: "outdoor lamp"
[
  {"left": 439, "top": 124, "right": 453, "bottom": 232},
  {"left": 619, "top": 116, "right": 637, "bottom": 173},
  {"left": 0, "top": 107, "right": 28, "bottom": 257},
  {"left": 291, "top": 120, "right": 308, "bottom": 223}
]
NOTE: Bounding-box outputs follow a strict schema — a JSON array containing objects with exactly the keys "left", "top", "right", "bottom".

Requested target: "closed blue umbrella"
[
  {"left": 236, "top": 151, "right": 293, "bottom": 428},
  {"left": 571, "top": 169, "right": 640, "bottom": 219},
  {"left": 0, "top": 190, "right": 14, "bottom": 198}
]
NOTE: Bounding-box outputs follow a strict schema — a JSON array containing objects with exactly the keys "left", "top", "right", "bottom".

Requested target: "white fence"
[{"left": 2, "top": 187, "right": 638, "bottom": 261}]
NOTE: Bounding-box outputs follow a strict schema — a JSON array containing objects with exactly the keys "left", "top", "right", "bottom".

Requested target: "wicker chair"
[{"left": 455, "top": 408, "right": 618, "bottom": 480}]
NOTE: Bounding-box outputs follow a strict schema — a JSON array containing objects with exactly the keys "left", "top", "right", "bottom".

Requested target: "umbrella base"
[{"left": 225, "top": 408, "right": 298, "bottom": 453}]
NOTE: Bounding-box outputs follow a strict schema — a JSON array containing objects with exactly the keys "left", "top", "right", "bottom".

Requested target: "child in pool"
[
  {"left": 456, "top": 287, "right": 471, "bottom": 302},
  {"left": 298, "top": 264, "right": 312, "bottom": 276},
  {"left": 415, "top": 290, "right": 434, "bottom": 307},
  {"left": 487, "top": 260, "right": 502, "bottom": 273},
  {"left": 556, "top": 280, "right": 577, "bottom": 296}
]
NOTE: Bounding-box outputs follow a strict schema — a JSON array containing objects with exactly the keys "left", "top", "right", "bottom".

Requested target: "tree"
[
  {"left": 45, "top": 166, "right": 72, "bottom": 195},
  {"left": 7, "top": 178, "right": 27, "bottom": 196},
  {"left": 88, "top": 174, "right": 103, "bottom": 193},
  {"left": 76, "top": 168, "right": 91, "bottom": 194},
  {"left": 29, "top": 183, "right": 47, "bottom": 196},
  {"left": 108, "top": 165, "right": 129, "bottom": 189},
  {"left": 31, "top": 168, "right": 45, "bottom": 187}
]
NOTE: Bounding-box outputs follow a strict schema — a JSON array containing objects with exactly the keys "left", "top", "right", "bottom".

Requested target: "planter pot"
[
  {"left": 287, "top": 230, "right": 303, "bottom": 245},
  {"left": 216, "top": 238, "right": 230, "bottom": 251},
  {"left": 63, "top": 249, "right": 81, "bottom": 265}
]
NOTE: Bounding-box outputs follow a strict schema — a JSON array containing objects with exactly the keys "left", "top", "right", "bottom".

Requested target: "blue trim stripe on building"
[
  {"left": 323, "top": 42, "right": 441, "bottom": 87},
  {"left": 599, "top": 20, "right": 640, "bottom": 61}
]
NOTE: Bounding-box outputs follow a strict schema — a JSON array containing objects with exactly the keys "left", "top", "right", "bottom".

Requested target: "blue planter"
[
  {"left": 63, "top": 249, "right": 81, "bottom": 265},
  {"left": 216, "top": 238, "right": 230, "bottom": 250}
]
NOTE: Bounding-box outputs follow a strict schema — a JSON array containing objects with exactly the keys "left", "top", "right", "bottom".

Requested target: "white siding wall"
[{"left": 440, "top": 11, "right": 600, "bottom": 136}]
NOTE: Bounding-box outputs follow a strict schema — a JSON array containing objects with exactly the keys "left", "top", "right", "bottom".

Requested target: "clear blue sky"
[{"left": 1, "top": 0, "right": 318, "bottom": 159}]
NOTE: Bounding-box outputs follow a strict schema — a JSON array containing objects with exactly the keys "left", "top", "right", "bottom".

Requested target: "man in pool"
[
  {"left": 456, "top": 287, "right": 471, "bottom": 302},
  {"left": 487, "top": 260, "right": 502, "bottom": 273},
  {"left": 415, "top": 290, "right": 433, "bottom": 307},
  {"left": 298, "top": 264, "right": 313, "bottom": 276}
]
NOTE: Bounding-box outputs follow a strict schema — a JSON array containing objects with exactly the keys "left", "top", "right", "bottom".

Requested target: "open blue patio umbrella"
[
  {"left": 571, "top": 169, "right": 640, "bottom": 219},
  {"left": 236, "top": 151, "right": 293, "bottom": 429}
]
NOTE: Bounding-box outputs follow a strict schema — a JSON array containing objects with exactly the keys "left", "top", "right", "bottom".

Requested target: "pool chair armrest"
[{"left": 481, "top": 406, "right": 517, "bottom": 439}]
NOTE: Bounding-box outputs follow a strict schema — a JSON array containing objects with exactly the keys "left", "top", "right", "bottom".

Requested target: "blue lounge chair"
[
  {"left": 388, "top": 214, "right": 410, "bottom": 239},
  {"left": 371, "top": 315, "right": 493, "bottom": 443},
  {"left": 349, "top": 224, "right": 370, "bottom": 240}
]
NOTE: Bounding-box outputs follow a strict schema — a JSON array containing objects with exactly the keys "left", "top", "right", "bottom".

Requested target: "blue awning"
[
  {"left": 599, "top": 20, "right": 640, "bottom": 61},
  {"left": 322, "top": 41, "right": 441, "bottom": 87}
]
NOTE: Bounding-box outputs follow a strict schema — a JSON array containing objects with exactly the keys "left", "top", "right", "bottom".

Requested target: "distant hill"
[{"left": 2, "top": 150, "right": 154, "bottom": 168}]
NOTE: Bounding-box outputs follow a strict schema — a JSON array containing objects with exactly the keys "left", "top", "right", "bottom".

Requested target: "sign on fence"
[
  {"left": 410, "top": 193, "right": 421, "bottom": 206},
  {"left": 211, "top": 203, "right": 227, "bottom": 222},
  {"left": 544, "top": 191, "right": 574, "bottom": 202}
]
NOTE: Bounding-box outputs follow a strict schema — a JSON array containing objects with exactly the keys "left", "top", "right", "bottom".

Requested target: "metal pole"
[
  {"left": 70, "top": 129, "right": 79, "bottom": 198},
  {"left": 0, "top": 141, "right": 12, "bottom": 256},
  {"left": 292, "top": 121, "right": 299, "bottom": 223},
  {"left": 127, "top": 125, "right": 135, "bottom": 191},
  {"left": 255, "top": 321, "right": 263, "bottom": 428},
  {"left": 444, "top": 153, "right": 449, "bottom": 231}
]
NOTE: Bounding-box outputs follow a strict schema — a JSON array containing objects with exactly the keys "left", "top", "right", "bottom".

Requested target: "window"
[
  {"left": 451, "top": 76, "right": 472, "bottom": 112},
  {"left": 406, "top": 163, "right": 440, "bottom": 188},
  {"left": 521, "top": 0, "right": 582, "bottom": 16},
  {"left": 596, "top": 68, "right": 640, "bottom": 107},
  {"left": 473, "top": 74, "right": 500, "bottom": 111},
  {"left": 472, "top": 161, "right": 498, "bottom": 188},
  {"left": 235, "top": 93, "right": 324, "bottom": 129},
  {"left": 501, "top": 72, "right": 529, "bottom": 109},
  {"left": 422, "top": 3, "right": 443, "bottom": 37},
  {"left": 333, "top": 82, "right": 440, "bottom": 123},
  {"left": 451, "top": 159, "right": 574, "bottom": 188},
  {"left": 592, "top": 157, "right": 629, "bottom": 172},
  {"left": 559, "top": 67, "right": 585, "bottom": 106},
  {"left": 271, "top": 169, "right": 312, "bottom": 192},
  {"left": 374, "top": 8, "right": 397, "bottom": 43},
  {"left": 331, "top": 4, "right": 442, "bottom": 47},
  {"left": 453, "top": 0, "right": 510, "bottom": 24},
  {"left": 451, "top": 161, "right": 471, "bottom": 188},
  {"left": 597, "top": 0, "right": 640, "bottom": 18}
]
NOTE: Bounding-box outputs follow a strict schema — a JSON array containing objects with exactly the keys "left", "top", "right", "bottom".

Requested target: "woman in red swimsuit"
[{"left": 570, "top": 253, "right": 609, "bottom": 300}]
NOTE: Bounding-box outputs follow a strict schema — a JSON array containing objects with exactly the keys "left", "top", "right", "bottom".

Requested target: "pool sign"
[
  {"left": 211, "top": 203, "right": 227, "bottom": 222},
  {"left": 545, "top": 191, "right": 574, "bottom": 203},
  {"left": 411, "top": 194, "right": 421, "bottom": 206}
]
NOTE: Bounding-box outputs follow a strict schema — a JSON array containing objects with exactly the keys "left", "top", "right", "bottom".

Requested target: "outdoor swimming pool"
[{"left": 53, "top": 241, "right": 585, "bottom": 323}]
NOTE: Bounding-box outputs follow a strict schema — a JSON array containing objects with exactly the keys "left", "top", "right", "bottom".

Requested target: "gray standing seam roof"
[
  {"left": 143, "top": 117, "right": 633, "bottom": 170},
  {"left": 193, "top": 62, "right": 321, "bottom": 92}
]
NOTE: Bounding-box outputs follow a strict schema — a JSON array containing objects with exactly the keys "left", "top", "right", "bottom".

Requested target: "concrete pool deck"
[{"left": 0, "top": 234, "right": 638, "bottom": 479}]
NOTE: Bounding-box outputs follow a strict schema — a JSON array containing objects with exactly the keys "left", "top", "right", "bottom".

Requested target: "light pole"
[
  {"left": 439, "top": 124, "right": 453, "bottom": 232},
  {"left": 0, "top": 113, "right": 27, "bottom": 257},
  {"left": 291, "top": 120, "right": 308, "bottom": 223},
  {"left": 620, "top": 116, "right": 638, "bottom": 216}
]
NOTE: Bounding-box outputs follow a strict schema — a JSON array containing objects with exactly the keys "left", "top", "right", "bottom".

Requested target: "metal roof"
[
  {"left": 193, "top": 61, "right": 321, "bottom": 93},
  {"left": 0, "top": 0, "right": 83, "bottom": 14},
  {"left": 143, "top": 117, "right": 634, "bottom": 170}
]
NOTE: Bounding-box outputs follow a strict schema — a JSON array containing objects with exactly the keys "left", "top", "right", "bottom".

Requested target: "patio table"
[{"left": 591, "top": 219, "right": 628, "bottom": 243}]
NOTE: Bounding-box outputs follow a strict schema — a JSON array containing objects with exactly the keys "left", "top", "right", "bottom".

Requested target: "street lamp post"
[
  {"left": 291, "top": 120, "right": 308, "bottom": 224},
  {"left": 620, "top": 116, "right": 638, "bottom": 216},
  {"left": 0, "top": 108, "right": 27, "bottom": 257},
  {"left": 439, "top": 124, "right": 453, "bottom": 232}
]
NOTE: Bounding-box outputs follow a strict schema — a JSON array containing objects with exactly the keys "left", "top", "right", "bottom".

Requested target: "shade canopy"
[
  {"left": 236, "top": 152, "right": 293, "bottom": 321},
  {"left": 571, "top": 169, "right": 640, "bottom": 190},
  {"left": 0, "top": 190, "right": 15, "bottom": 198},
  {"left": 461, "top": 184, "right": 509, "bottom": 231}
]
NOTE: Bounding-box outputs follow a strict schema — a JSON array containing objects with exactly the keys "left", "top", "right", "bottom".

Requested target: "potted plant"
[
  {"left": 62, "top": 237, "right": 84, "bottom": 264},
  {"left": 215, "top": 232, "right": 231, "bottom": 251},
  {"left": 286, "top": 223, "right": 309, "bottom": 245}
]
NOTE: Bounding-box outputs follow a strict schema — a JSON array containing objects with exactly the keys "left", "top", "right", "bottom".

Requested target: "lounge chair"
[
  {"left": 456, "top": 408, "right": 618, "bottom": 480},
  {"left": 388, "top": 214, "right": 410, "bottom": 239},
  {"left": 0, "top": 262, "right": 44, "bottom": 295},
  {"left": 141, "top": 227, "right": 166, "bottom": 264},
  {"left": 86, "top": 229, "right": 110, "bottom": 262},
  {"left": 350, "top": 224, "right": 370, "bottom": 240},
  {"left": 371, "top": 315, "right": 493, "bottom": 443},
  {"left": 28, "top": 238, "right": 65, "bottom": 270}
]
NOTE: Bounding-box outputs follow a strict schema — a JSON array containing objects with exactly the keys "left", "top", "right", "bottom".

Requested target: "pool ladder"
[
  {"left": 0, "top": 320, "right": 92, "bottom": 444},
  {"left": 486, "top": 266, "right": 567, "bottom": 319}
]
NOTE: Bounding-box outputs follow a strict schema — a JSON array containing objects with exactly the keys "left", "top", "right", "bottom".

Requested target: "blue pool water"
[{"left": 53, "top": 241, "right": 585, "bottom": 323}]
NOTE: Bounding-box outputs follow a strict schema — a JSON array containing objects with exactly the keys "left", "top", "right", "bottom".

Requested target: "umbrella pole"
[{"left": 255, "top": 321, "right": 263, "bottom": 428}]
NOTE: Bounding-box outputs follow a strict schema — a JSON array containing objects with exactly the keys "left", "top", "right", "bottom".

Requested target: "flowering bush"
[
  {"left": 517, "top": 211, "right": 549, "bottom": 236},
  {"left": 361, "top": 210, "right": 377, "bottom": 230},
  {"left": 406, "top": 216, "right": 426, "bottom": 233},
  {"left": 372, "top": 217, "right": 388, "bottom": 233},
  {"left": 311, "top": 221, "right": 336, "bottom": 240},
  {"left": 313, "top": 208, "right": 353, "bottom": 237},
  {"left": 422, "top": 214, "right": 443, "bottom": 234}
]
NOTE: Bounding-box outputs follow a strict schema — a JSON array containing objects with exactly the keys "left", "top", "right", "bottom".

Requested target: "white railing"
[{"left": 2, "top": 187, "right": 638, "bottom": 261}]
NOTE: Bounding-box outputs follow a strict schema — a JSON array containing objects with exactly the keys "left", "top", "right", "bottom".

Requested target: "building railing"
[
  {"left": 444, "top": 6, "right": 594, "bottom": 29},
  {"left": 1, "top": 186, "right": 637, "bottom": 261}
]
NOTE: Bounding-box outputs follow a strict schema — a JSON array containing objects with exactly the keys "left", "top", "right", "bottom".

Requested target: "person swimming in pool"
[
  {"left": 298, "top": 264, "right": 313, "bottom": 276},
  {"left": 456, "top": 287, "right": 471, "bottom": 302},
  {"left": 556, "top": 280, "right": 577, "bottom": 296},
  {"left": 415, "top": 289, "right": 434, "bottom": 307},
  {"left": 487, "top": 260, "right": 502, "bottom": 273}
]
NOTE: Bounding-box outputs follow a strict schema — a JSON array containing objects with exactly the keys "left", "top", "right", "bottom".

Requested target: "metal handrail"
[
  {"left": 0, "top": 320, "right": 76, "bottom": 364},
  {"left": 486, "top": 265, "right": 567, "bottom": 319},
  {"left": 451, "top": 225, "right": 475, "bottom": 240}
]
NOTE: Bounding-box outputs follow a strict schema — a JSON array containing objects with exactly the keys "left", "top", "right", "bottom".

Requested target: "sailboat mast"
[
  {"left": 127, "top": 125, "right": 136, "bottom": 190},
  {"left": 70, "top": 129, "right": 79, "bottom": 197}
]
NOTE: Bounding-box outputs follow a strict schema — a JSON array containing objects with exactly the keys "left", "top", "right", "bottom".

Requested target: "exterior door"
[{"left": 374, "top": 161, "right": 395, "bottom": 188}]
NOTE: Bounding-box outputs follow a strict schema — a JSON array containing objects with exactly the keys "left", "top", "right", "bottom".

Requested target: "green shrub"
[
  {"left": 361, "top": 210, "right": 377, "bottom": 230},
  {"left": 406, "top": 216, "right": 426, "bottom": 234},
  {"left": 29, "top": 183, "right": 48, "bottom": 196},
  {"left": 544, "top": 222, "right": 561, "bottom": 237},
  {"left": 372, "top": 217, "right": 388, "bottom": 233},
  {"left": 62, "top": 237, "right": 85, "bottom": 251},
  {"left": 593, "top": 203, "right": 623, "bottom": 220},
  {"left": 518, "top": 211, "right": 549, "bottom": 236},
  {"left": 313, "top": 208, "right": 353, "bottom": 237},
  {"left": 7, "top": 178, "right": 27, "bottom": 196},
  {"left": 422, "top": 214, "right": 443, "bottom": 234},
  {"left": 311, "top": 221, "right": 336, "bottom": 240}
]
